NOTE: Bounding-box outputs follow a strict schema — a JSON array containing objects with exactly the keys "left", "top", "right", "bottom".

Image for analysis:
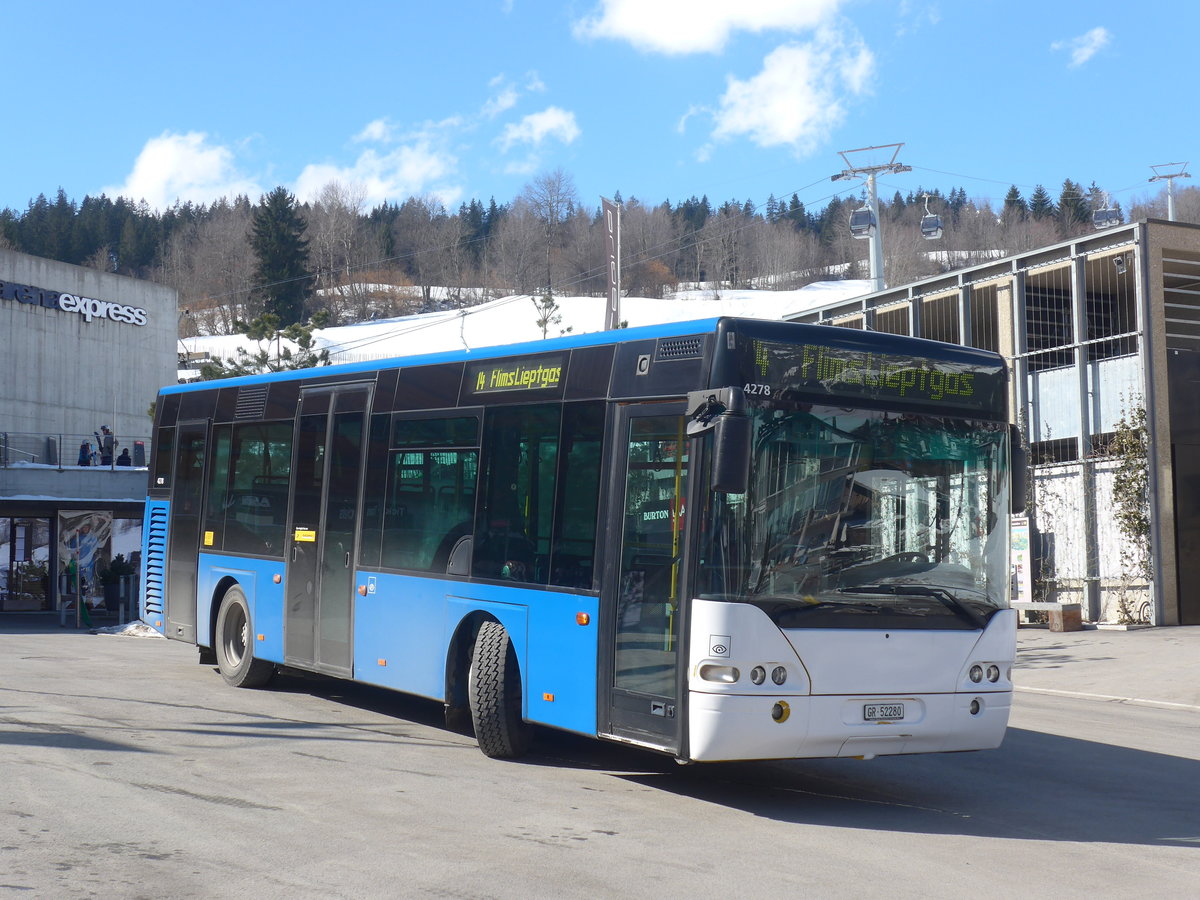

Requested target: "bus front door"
[
  {"left": 284, "top": 385, "right": 372, "bottom": 677},
  {"left": 601, "top": 404, "right": 689, "bottom": 754}
]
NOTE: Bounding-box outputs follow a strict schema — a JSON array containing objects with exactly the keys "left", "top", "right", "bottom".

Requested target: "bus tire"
[
  {"left": 468, "top": 621, "right": 530, "bottom": 758},
  {"left": 215, "top": 586, "right": 275, "bottom": 689}
]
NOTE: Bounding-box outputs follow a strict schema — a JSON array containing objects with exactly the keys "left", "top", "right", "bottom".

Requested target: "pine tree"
[
  {"left": 1029, "top": 185, "right": 1056, "bottom": 220},
  {"left": 787, "top": 193, "right": 808, "bottom": 231},
  {"left": 765, "top": 194, "right": 780, "bottom": 224},
  {"left": 1058, "top": 179, "right": 1090, "bottom": 233},
  {"left": 250, "top": 186, "right": 311, "bottom": 326},
  {"left": 1003, "top": 186, "right": 1028, "bottom": 223}
]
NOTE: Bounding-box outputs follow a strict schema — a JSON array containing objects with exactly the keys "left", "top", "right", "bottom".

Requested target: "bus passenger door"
[
  {"left": 285, "top": 385, "right": 372, "bottom": 676},
  {"left": 600, "top": 404, "right": 689, "bottom": 754},
  {"left": 165, "top": 421, "right": 207, "bottom": 643}
]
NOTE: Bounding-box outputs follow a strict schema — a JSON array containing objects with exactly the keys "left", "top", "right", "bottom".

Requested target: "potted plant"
[{"left": 99, "top": 554, "right": 137, "bottom": 611}]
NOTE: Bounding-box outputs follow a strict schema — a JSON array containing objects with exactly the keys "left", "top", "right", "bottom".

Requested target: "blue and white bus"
[{"left": 141, "top": 317, "right": 1024, "bottom": 761}]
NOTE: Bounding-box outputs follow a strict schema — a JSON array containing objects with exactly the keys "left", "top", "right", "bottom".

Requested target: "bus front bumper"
[{"left": 685, "top": 688, "right": 1012, "bottom": 762}]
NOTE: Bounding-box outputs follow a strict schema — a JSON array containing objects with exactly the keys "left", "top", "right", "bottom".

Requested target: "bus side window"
[
  {"left": 475, "top": 405, "right": 561, "bottom": 584},
  {"left": 378, "top": 414, "right": 480, "bottom": 574},
  {"left": 547, "top": 402, "right": 604, "bottom": 590},
  {"left": 202, "top": 422, "right": 292, "bottom": 558}
]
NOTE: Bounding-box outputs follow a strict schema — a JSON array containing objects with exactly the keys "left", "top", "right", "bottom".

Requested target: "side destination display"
[
  {"left": 740, "top": 337, "right": 1006, "bottom": 415},
  {"left": 465, "top": 354, "right": 565, "bottom": 395}
]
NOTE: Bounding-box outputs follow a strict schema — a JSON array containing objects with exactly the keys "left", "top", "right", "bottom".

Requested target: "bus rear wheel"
[
  {"left": 468, "top": 621, "right": 530, "bottom": 758},
  {"left": 215, "top": 586, "right": 275, "bottom": 688}
]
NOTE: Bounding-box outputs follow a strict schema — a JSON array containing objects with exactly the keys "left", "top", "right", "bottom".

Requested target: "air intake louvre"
[
  {"left": 143, "top": 504, "right": 168, "bottom": 616},
  {"left": 235, "top": 385, "right": 269, "bottom": 419},
  {"left": 656, "top": 337, "right": 703, "bottom": 360}
]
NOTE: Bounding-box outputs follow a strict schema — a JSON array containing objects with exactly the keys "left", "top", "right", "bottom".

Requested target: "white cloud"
[
  {"left": 496, "top": 106, "right": 581, "bottom": 152},
  {"left": 483, "top": 85, "right": 520, "bottom": 119},
  {"left": 710, "top": 31, "right": 873, "bottom": 154},
  {"left": 482, "top": 71, "right": 547, "bottom": 118},
  {"left": 293, "top": 141, "right": 461, "bottom": 209},
  {"left": 1051, "top": 27, "right": 1111, "bottom": 68},
  {"left": 354, "top": 119, "right": 395, "bottom": 143},
  {"left": 102, "top": 131, "right": 262, "bottom": 209},
  {"left": 573, "top": 0, "right": 845, "bottom": 54}
]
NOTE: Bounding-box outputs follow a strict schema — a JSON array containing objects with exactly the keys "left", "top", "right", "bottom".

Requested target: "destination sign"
[
  {"left": 741, "top": 338, "right": 1005, "bottom": 415},
  {"left": 466, "top": 354, "right": 564, "bottom": 395}
]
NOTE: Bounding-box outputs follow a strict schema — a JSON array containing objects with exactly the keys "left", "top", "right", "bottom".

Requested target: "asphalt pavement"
[
  {"left": 1015, "top": 624, "right": 1200, "bottom": 712},
  {"left": 4, "top": 612, "right": 1199, "bottom": 713}
]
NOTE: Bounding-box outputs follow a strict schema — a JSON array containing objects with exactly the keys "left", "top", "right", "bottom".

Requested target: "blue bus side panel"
[
  {"left": 353, "top": 573, "right": 450, "bottom": 700},
  {"left": 353, "top": 572, "right": 599, "bottom": 736},
  {"left": 140, "top": 500, "right": 170, "bottom": 632},
  {"left": 522, "top": 592, "right": 599, "bottom": 736},
  {"left": 197, "top": 553, "right": 286, "bottom": 663}
]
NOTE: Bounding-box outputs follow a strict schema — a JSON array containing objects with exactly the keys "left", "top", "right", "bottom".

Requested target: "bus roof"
[
  {"left": 162, "top": 315, "right": 1007, "bottom": 396},
  {"left": 163, "top": 316, "right": 726, "bottom": 395}
]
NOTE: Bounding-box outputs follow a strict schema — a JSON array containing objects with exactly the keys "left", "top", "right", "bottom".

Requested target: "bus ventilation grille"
[
  {"left": 143, "top": 505, "right": 168, "bottom": 615},
  {"left": 235, "top": 385, "right": 269, "bottom": 419},
  {"left": 656, "top": 337, "right": 703, "bottom": 360}
]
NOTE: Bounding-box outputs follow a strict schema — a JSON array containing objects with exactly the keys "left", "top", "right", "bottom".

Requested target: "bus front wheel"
[
  {"left": 468, "top": 621, "right": 530, "bottom": 758},
  {"left": 215, "top": 586, "right": 275, "bottom": 689}
]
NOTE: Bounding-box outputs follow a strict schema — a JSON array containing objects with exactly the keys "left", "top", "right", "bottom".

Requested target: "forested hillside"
[{"left": 2, "top": 170, "right": 1195, "bottom": 338}]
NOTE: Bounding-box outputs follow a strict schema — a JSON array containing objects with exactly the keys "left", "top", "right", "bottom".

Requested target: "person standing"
[
  {"left": 96, "top": 426, "right": 116, "bottom": 466},
  {"left": 77, "top": 441, "right": 91, "bottom": 466}
]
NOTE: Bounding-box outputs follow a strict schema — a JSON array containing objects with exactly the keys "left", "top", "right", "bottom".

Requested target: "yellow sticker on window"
[
  {"left": 203, "top": 531, "right": 214, "bottom": 546},
  {"left": 294, "top": 528, "right": 317, "bottom": 543}
]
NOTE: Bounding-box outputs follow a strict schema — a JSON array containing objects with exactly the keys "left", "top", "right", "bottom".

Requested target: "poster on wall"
[
  {"left": 58, "top": 510, "right": 113, "bottom": 609},
  {"left": 1010, "top": 514, "right": 1033, "bottom": 604}
]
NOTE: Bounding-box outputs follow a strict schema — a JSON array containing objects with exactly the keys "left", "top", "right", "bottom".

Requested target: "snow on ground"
[
  {"left": 91, "top": 621, "right": 165, "bottom": 638},
  {"left": 181, "top": 281, "right": 870, "bottom": 371}
]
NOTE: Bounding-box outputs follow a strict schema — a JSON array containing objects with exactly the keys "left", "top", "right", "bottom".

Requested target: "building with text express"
[{"left": 0, "top": 247, "right": 177, "bottom": 613}]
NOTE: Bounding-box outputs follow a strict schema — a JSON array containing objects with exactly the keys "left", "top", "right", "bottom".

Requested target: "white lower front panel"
[{"left": 686, "top": 689, "right": 1011, "bottom": 762}]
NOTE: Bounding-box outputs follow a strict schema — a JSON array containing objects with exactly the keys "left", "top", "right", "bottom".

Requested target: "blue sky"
[{"left": 6, "top": 1, "right": 1193, "bottom": 217}]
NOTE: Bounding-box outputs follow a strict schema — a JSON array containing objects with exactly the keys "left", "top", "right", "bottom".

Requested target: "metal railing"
[{"left": 0, "top": 432, "right": 152, "bottom": 469}]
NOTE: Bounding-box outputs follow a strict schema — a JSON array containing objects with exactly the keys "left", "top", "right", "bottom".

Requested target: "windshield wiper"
[{"left": 839, "top": 583, "right": 989, "bottom": 629}]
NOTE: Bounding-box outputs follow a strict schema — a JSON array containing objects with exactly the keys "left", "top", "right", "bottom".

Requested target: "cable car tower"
[
  {"left": 1149, "top": 162, "right": 1191, "bottom": 221},
  {"left": 831, "top": 143, "right": 911, "bottom": 293}
]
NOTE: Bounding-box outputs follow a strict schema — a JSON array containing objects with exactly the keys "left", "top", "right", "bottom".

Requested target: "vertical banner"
[
  {"left": 59, "top": 510, "right": 113, "bottom": 609},
  {"left": 601, "top": 196, "right": 621, "bottom": 331},
  {"left": 1010, "top": 514, "right": 1033, "bottom": 605}
]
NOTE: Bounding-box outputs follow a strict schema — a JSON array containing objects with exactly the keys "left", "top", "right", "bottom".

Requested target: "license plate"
[{"left": 863, "top": 703, "right": 905, "bottom": 721}]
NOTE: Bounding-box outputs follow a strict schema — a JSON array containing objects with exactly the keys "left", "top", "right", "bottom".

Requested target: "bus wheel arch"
[
  {"left": 214, "top": 583, "right": 275, "bottom": 688},
  {"left": 444, "top": 613, "right": 491, "bottom": 734},
  {"left": 201, "top": 576, "right": 238, "bottom": 665},
  {"left": 468, "top": 618, "right": 531, "bottom": 758}
]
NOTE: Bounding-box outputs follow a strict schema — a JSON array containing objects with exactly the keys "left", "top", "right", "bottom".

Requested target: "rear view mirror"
[
  {"left": 1010, "top": 424, "right": 1027, "bottom": 514},
  {"left": 712, "top": 412, "right": 751, "bottom": 494}
]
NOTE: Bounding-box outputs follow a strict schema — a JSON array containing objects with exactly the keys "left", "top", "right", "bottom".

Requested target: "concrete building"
[
  {"left": 1, "top": 248, "right": 177, "bottom": 613},
  {"left": 786, "top": 219, "right": 1200, "bottom": 626}
]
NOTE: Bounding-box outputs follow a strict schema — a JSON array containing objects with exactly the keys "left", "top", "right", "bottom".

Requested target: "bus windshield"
[{"left": 697, "top": 404, "right": 1010, "bottom": 629}]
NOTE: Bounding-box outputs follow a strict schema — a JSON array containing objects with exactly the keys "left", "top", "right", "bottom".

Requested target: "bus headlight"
[
  {"left": 771, "top": 666, "right": 787, "bottom": 685},
  {"left": 986, "top": 665, "right": 1000, "bottom": 683},
  {"left": 771, "top": 701, "right": 791, "bottom": 723},
  {"left": 750, "top": 666, "right": 766, "bottom": 685},
  {"left": 969, "top": 664, "right": 984, "bottom": 683},
  {"left": 699, "top": 664, "right": 740, "bottom": 684}
]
